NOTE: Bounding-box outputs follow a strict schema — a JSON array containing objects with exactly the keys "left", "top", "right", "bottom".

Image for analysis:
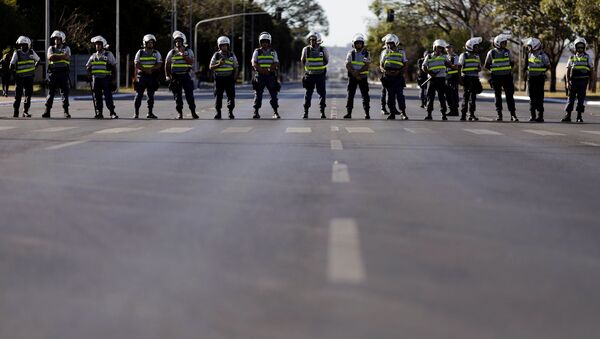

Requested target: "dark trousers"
[
  {"left": 303, "top": 74, "right": 326, "bottom": 110},
  {"left": 214, "top": 76, "right": 235, "bottom": 111},
  {"left": 461, "top": 77, "right": 480, "bottom": 115},
  {"left": 565, "top": 78, "right": 588, "bottom": 113},
  {"left": 1, "top": 73, "right": 10, "bottom": 94},
  {"left": 446, "top": 78, "right": 460, "bottom": 114},
  {"left": 381, "top": 87, "right": 388, "bottom": 111},
  {"left": 419, "top": 80, "right": 428, "bottom": 107},
  {"left": 253, "top": 74, "right": 279, "bottom": 110},
  {"left": 382, "top": 75, "right": 406, "bottom": 114},
  {"left": 45, "top": 71, "right": 70, "bottom": 112},
  {"left": 172, "top": 74, "right": 196, "bottom": 113},
  {"left": 528, "top": 76, "right": 545, "bottom": 114},
  {"left": 491, "top": 75, "right": 516, "bottom": 113},
  {"left": 92, "top": 77, "right": 115, "bottom": 113},
  {"left": 134, "top": 75, "right": 158, "bottom": 112},
  {"left": 13, "top": 76, "right": 33, "bottom": 113},
  {"left": 426, "top": 77, "right": 447, "bottom": 115},
  {"left": 346, "top": 76, "right": 370, "bottom": 112}
]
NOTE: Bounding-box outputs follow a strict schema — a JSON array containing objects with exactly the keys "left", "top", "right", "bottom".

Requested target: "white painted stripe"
[
  {"left": 404, "top": 127, "right": 433, "bottom": 134},
  {"left": 328, "top": 218, "right": 366, "bottom": 284},
  {"left": 45, "top": 140, "right": 88, "bottom": 150},
  {"left": 332, "top": 161, "right": 350, "bottom": 183},
  {"left": 330, "top": 126, "right": 340, "bottom": 132},
  {"left": 479, "top": 117, "right": 495, "bottom": 122},
  {"left": 523, "top": 129, "right": 566, "bottom": 136},
  {"left": 346, "top": 127, "right": 374, "bottom": 133},
  {"left": 222, "top": 127, "right": 253, "bottom": 133},
  {"left": 0, "top": 126, "right": 16, "bottom": 131},
  {"left": 286, "top": 127, "right": 312, "bottom": 133},
  {"left": 94, "top": 127, "right": 144, "bottom": 134},
  {"left": 464, "top": 128, "right": 504, "bottom": 135},
  {"left": 34, "top": 126, "right": 78, "bottom": 133},
  {"left": 159, "top": 127, "right": 194, "bottom": 134},
  {"left": 331, "top": 139, "right": 343, "bottom": 150},
  {"left": 582, "top": 131, "right": 600, "bottom": 135},
  {"left": 581, "top": 142, "right": 600, "bottom": 147}
]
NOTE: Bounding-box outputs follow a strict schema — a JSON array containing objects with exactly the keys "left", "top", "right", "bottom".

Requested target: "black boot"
[
  {"left": 365, "top": 109, "right": 371, "bottom": 120},
  {"left": 253, "top": 109, "right": 260, "bottom": 119},
  {"left": 320, "top": 108, "right": 326, "bottom": 119},
  {"left": 42, "top": 109, "right": 51, "bottom": 118},
  {"left": 13, "top": 109, "right": 19, "bottom": 118},
  {"left": 147, "top": 108, "right": 157, "bottom": 119},
  {"left": 64, "top": 108, "right": 70, "bottom": 119},
  {"left": 424, "top": 112, "right": 433, "bottom": 120},
  {"left": 460, "top": 112, "right": 467, "bottom": 121},
  {"left": 272, "top": 110, "right": 280, "bottom": 119},
  {"left": 387, "top": 112, "right": 396, "bottom": 120},
  {"left": 529, "top": 112, "right": 536, "bottom": 122},
  {"left": 381, "top": 108, "right": 389, "bottom": 115},
  {"left": 441, "top": 112, "right": 448, "bottom": 121},
  {"left": 191, "top": 110, "right": 199, "bottom": 119},
  {"left": 535, "top": 112, "right": 544, "bottom": 123},
  {"left": 510, "top": 112, "right": 519, "bottom": 122},
  {"left": 133, "top": 108, "right": 139, "bottom": 119},
  {"left": 343, "top": 109, "right": 352, "bottom": 119},
  {"left": 302, "top": 109, "right": 308, "bottom": 119},
  {"left": 496, "top": 112, "right": 503, "bottom": 121},
  {"left": 214, "top": 109, "right": 222, "bottom": 120},
  {"left": 95, "top": 110, "right": 104, "bottom": 119},
  {"left": 468, "top": 114, "right": 479, "bottom": 121},
  {"left": 110, "top": 111, "right": 119, "bottom": 119},
  {"left": 561, "top": 112, "right": 571, "bottom": 123},
  {"left": 175, "top": 109, "right": 183, "bottom": 120},
  {"left": 576, "top": 112, "right": 584, "bottom": 123},
  {"left": 399, "top": 111, "right": 408, "bottom": 120},
  {"left": 23, "top": 111, "right": 31, "bottom": 118},
  {"left": 228, "top": 109, "right": 235, "bottom": 119}
]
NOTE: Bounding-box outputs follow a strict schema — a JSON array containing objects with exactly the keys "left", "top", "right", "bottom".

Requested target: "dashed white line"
[
  {"left": 286, "top": 127, "right": 312, "bottom": 133},
  {"left": 328, "top": 218, "right": 366, "bottom": 284},
  {"left": 346, "top": 127, "right": 374, "bottom": 133},
  {"left": 94, "top": 127, "right": 144, "bottom": 134},
  {"left": 45, "top": 140, "right": 88, "bottom": 150},
  {"left": 332, "top": 161, "right": 350, "bottom": 183},
  {"left": 330, "top": 126, "right": 340, "bottom": 132},
  {"left": 159, "top": 127, "right": 194, "bottom": 134},
  {"left": 34, "top": 127, "right": 79, "bottom": 133},
  {"left": 331, "top": 139, "right": 343, "bottom": 150},
  {"left": 0, "top": 126, "right": 16, "bottom": 131},
  {"left": 582, "top": 131, "right": 600, "bottom": 135},
  {"left": 222, "top": 127, "right": 253, "bottom": 133},
  {"left": 404, "top": 127, "right": 433, "bottom": 134},
  {"left": 523, "top": 129, "right": 566, "bottom": 136},
  {"left": 581, "top": 142, "right": 600, "bottom": 147},
  {"left": 464, "top": 128, "right": 504, "bottom": 135}
]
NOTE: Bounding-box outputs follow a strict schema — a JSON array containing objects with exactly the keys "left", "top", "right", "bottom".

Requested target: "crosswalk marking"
[
  {"left": 286, "top": 127, "right": 312, "bottom": 133},
  {"left": 345, "top": 127, "right": 374, "bottom": 133},
  {"left": 331, "top": 139, "right": 343, "bottom": 150},
  {"left": 0, "top": 126, "right": 16, "bottom": 131},
  {"left": 523, "top": 129, "right": 566, "bottom": 136},
  {"left": 159, "top": 127, "right": 194, "bottom": 134},
  {"left": 332, "top": 161, "right": 350, "bottom": 183},
  {"left": 34, "top": 127, "right": 79, "bottom": 133},
  {"left": 94, "top": 127, "right": 144, "bottom": 134},
  {"left": 45, "top": 140, "right": 88, "bottom": 150},
  {"left": 404, "top": 127, "right": 433, "bottom": 134},
  {"left": 221, "top": 127, "right": 253, "bottom": 133},
  {"left": 330, "top": 126, "right": 340, "bottom": 132},
  {"left": 464, "top": 128, "right": 504, "bottom": 135},
  {"left": 328, "top": 218, "right": 366, "bottom": 284},
  {"left": 581, "top": 142, "right": 600, "bottom": 147},
  {"left": 582, "top": 131, "right": 600, "bottom": 135}
]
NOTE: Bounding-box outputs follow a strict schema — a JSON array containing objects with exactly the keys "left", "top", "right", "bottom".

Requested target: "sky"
[{"left": 317, "top": 0, "right": 377, "bottom": 47}]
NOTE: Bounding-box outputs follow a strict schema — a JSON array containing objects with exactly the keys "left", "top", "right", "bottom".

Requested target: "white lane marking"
[
  {"left": 404, "top": 127, "right": 433, "bottom": 134},
  {"left": 464, "top": 129, "right": 504, "bottom": 135},
  {"left": 94, "top": 127, "right": 144, "bottom": 134},
  {"left": 332, "top": 161, "right": 350, "bottom": 183},
  {"left": 34, "top": 126, "right": 78, "bottom": 133},
  {"left": 331, "top": 139, "right": 343, "bottom": 150},
  {"left": 159, "top": 127, "right": 194, "bottom": 134},
  {"left": 523, "top": 129, "right": 566, "bottom": 136},
  {"left": 286, "top": 127, "right": 312, "bottom": 133},
  {"left": 346, "top": 127, "right": 374, "bottom": 133},
  {"left": 330, "top": 126, "right": 340, "bottom": 132},
  {"left": 0, "top": 126, "right": 16, "bottom": 131},
  {"left": 222, "top": 127, "right": 253, "bottom": 133},
  {"left": 45, "top": 140, "right": 88, "bottom": 150},
  {"left": 581, "top": 142, "right": 600, "bottom": 147},
  {"left": 582, "top": 131, "right": 600, "bottom": 135},
  {"left": 479, "top": 117, "right": 495, "bottom": 121},
  {"left": 328, "top": 218, "right": 366, "bottom": 284}
]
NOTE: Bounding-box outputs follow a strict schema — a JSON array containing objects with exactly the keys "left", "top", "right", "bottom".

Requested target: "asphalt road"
[{"left": 1, "top": 80, "right": 600, "bottom": 339}]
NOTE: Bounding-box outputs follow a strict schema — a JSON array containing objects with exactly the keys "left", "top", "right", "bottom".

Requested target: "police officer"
[
  {"left": 133, "top": 34, "right": 162, "bottom": 119},
  {"left": 416, "top": 51, "right": 428, "bottom": 108},
  {"left": 563, "top": 37, "right": 592, "bottom": 123},
  {"left": 343, "top": 33, "right": 370, "bottom": 120},
  {"left": 301, "top": 32, "right": 329, "bottom": 119},
  {"left": 485, "top": 34, "right": 518, "bottom": 122},
  {"left": 459, "top": 37, "right": 483, "bottom": 121},
  {"left": 379, "top": 35, "right": 390, "bottom": 115},
  {"left": 251, "top": 32, "right": 280, "bottom": 119},
  {"left": 380, "top": 34, "right": 408, "bottom": 120},
  {"left": 165, "top": 31, "right": 198, "bottom": 120},
  {"left": 209, "top": 36, "right": 238, "bottom": 120},
  {"left": 43, "top": 31, "right": 71, "bottom": 119},
  {"left": 525, "top": 38, "right": 550, "bottom": 122},
  {"left": 86, "top": 36, "right": 118, "bottom": 119},
  {"left": 422, "top": 39, "right": 451, "bottom": 120},
  {"left": 10, "top": 36, "right": 39, "bottom": 118},
  {"left": 445, "top": 43, "right": 460, "bottom": 116}
]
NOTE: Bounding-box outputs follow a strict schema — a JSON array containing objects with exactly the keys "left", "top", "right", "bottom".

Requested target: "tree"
[{"left": 259, "top": 0, "right": 329, "bottom": 39}]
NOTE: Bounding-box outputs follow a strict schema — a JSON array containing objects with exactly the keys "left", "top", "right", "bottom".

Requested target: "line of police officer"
[{"left": 7, "top": 31, "right": 594, "bottom": 123}]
